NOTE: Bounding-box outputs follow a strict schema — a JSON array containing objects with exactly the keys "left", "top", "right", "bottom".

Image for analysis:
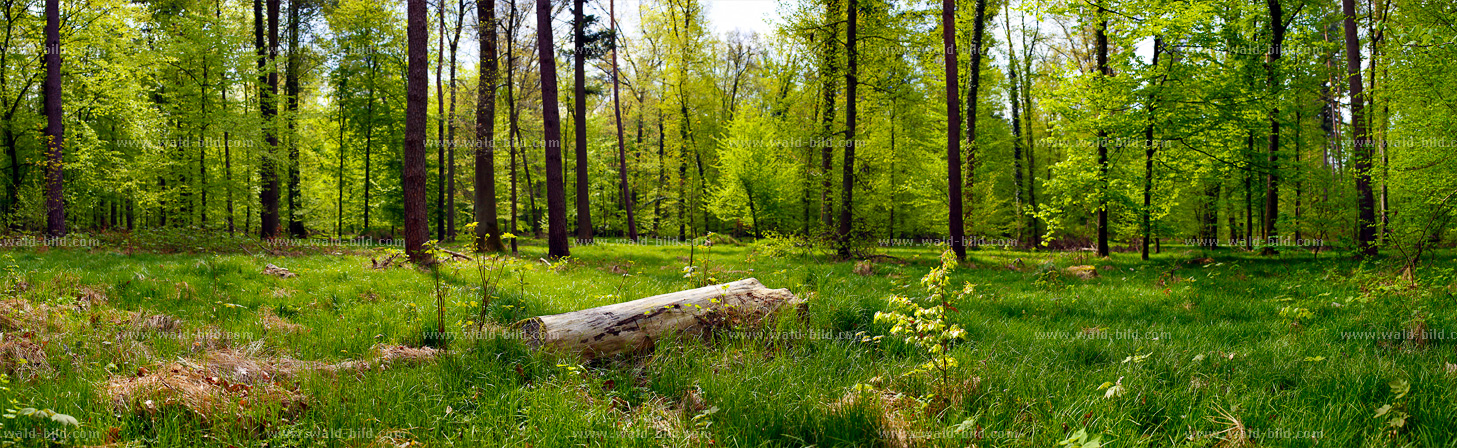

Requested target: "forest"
[{"left": 0, "top": 0, "right": 1456, "bottom": 444}]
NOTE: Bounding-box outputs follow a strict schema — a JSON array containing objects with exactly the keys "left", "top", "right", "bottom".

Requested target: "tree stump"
[{"left": 519, "top": 278, "right": 799, "bottom": 359}]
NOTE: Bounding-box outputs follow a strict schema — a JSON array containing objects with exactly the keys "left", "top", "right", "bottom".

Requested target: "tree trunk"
[
  {"left": 836, "top": 0, "right": 857, "bottom": 257},
  {"left": 286, "top": 0, "right": 305, "bottom": 237},
  {"left": 259, "top": 0, "right": 281, "bottom": 239},
  {"left": 1262, "top": 0, "right": 1286, "bottom": 242},
  {"left": 447, "top": 0, "right": 464, "bottom": 242},
  {"left": 436, "top": 0, "right": 447, "bottom": 242},
  {"left": 942, "top": 0, "right": 964, "bottom": 260},
  {"left": 1004, "top": 6, "right": 1024, "bottom": 245},
  {"left": 521, "top": 278, "right": 800, "bottom": 359},
  {"left": 476, "top": 0, "right": 504, "bottom": 252},
  {"left": 963, "top": 0, "right": 987, "bottom": 247},
  {"left": 611, "top": 0, "right": 638, "bottom": 242},
  {"left": 1341, "top": 0, "right": 1376, "bottom": 258},
  {"left": 572, "top": 0, "right": 593, "bottom": 243},
  {"left": 1141, "top": 37, "right": 1163, "bottom": 261},
  {"left": 404, "top": 0, "right": 431, "bottom": 263},
  {"left": 819, "top": 0, "right": 840, "bottom": 233},
  {"left": 43, "top": 0, "right": 63, "bottom": 237},
  {"left": 1094, "top": 10, "right": 1110, "bottom": 257},
  {"left": 539, "top": 0, "right": 570, "bottom": 258}
]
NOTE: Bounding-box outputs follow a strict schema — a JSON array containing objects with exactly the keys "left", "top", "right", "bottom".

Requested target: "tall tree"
[
  {"left": 435, "top": 0, "right": 447, "bottom": 241},
  {"left": 572, "top": 0, "right": 593, "bottom": 242},
  {"left": 963, "top": 0, "right": 987, "bottom": 246},
  {"left": 819, "top": 0, "right": 841, "bottom": 232},
  {"left": 943, "top": 0, "right": 964, "bottom": 260},
  {"left": 1005, "top": 4, "right": 1025, "bottom": 244},
  {"left": 611, "top": 0, "right": 637, "bottom": 241},
  {"left": 476, "top": 0, "right": 504, "bottom": 252},
  {"left": 1262, "top": 0, "right": 1296, "bottom": 241},
  {"left": 259, "top": 0, "right": 282, "bottom": 239},
  {"left": 1094, "top": 7, "right": 1111, "bottom": 257},
  {"left": 404, "top": 0, "right": 431, "bottom": 262},
  {"left": 1141, "top": 37, "right": 1166, "bottom": 260},
  {"left": 446, "top": 0, "right": 464, "bottom": 241},
  {"left": 1342, "top": 0, "right": 1375, "bottom": 257},
  {"left": 42, "top": 0, "right": 62, "bottom": 237},
  {"left": 835, "top": 0, "right": 857, "bottom": 257},
  {"left": 539, "top": 0, "right": 570, "bottom": 257},
  {"left": 285, "top": 0, "right": 306, "bottom": 237}
]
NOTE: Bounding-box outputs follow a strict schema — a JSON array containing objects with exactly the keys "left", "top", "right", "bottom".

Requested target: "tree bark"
[
  {"left": 1004, "top": 6, "right": 1024, "bottom": 245},
  {"left": 286, "top": 0, "right": 305, "bottom": 237},
  {"left": 1263, "top": 0, "right": 1287, "bottom": 242},
  {"left": 447, "top": 0, "right": 464, "bottom": 241},
  {"left": 476, "top": 0, "right": 504, "bottom": 252},
  {"left": 538, "top": 0, "right": 570, "bottom": 258},
  {"left": 572, "top": 0, "right": 593, "bottom": 243},
  {"left": 259, "top": 0, "right": 281, "bottom": 239},
  {"left": 404, "top": 0, "right": 431, "bottom": 262},
  {"left": 836, "top": 0, "right": 857, "bottom": 257},
  {"left": 818, "top": 0, "right": 840, "bottom": 233},
  {"left": 520, "top": 278, "right": 800, "bottom": 359},
  {"left": 435, "top": 0, "right": 447, "bottom": 242},
  {"left": 1094, "top": 10, "right": 1110, "bottom": 257},
  {"left": 1342, "top": 0, "right": 1376, "bottom": 258},
  {"left": 962, "top": 0, "right": 987, "bottom": 247},
  {"left": 1141, "top": 37, "right": 1163, "bottom": 260},
  {"left": 611, "top": 0, "right": 638, "bottom": 242},
  {"left": 43, "top": 0, "right": 63, "bottom": 237},
  {"left": 942, "top": 0, "right": 964, "bottom": 260}
]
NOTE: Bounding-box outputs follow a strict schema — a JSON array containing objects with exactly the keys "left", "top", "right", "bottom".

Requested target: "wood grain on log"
[{"left": 519, "top": 278, "right": 799, "bottom": 358}]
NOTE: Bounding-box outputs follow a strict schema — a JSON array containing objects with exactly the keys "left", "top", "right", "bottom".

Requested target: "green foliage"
[{"left": 873, "top": 248, "right": 968, "bottom": 398}]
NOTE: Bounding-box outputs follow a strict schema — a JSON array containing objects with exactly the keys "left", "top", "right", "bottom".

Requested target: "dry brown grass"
[
  {"left": 103, "top": 344, "right": 440, "bottom": 430},
  {"left": 0, "top": 338, "right": 50, "bottom": 378}
]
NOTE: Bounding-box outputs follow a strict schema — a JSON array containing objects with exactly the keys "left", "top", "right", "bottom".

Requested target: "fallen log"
[{"left": 519, "top": 278, "right": 800, "bottom": 359}]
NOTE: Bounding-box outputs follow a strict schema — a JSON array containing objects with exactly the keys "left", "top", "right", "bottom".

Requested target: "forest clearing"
[
  {"left": 1, "top": 239, "right": 1455, "bottom": 446},
  {"left": 3, "top": 0, "right": 1457, "bottom": 443}
]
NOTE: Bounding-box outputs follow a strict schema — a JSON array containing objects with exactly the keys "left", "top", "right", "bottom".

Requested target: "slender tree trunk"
[
  {"left": 1263, "top": 0, "right": 1287, "bottom": 242},
  {"left": 200, "top": 57, "right": 210, "bottom": 229},
  {"left": 436, "top": 0, "right": 447, "bottom": 242},
  {"left": 43, "top": 0, "right": 63, "bottom": 237},
  {"left": 963, "top": 0, "right": 987, "bottom": 247},
  {"left": 259, "top": 0, "right": 281, "bottom": 239},
  {"left": 1294, "top": 108, "right": 1303, "bottom": 242},
  {"left": 942, "top": 0, "right": 964, "bottom": 260},
  {"left": 222, "top": 20, "right": 235, "bottom": 235},
  {"left": 655, "top": 107, "right": 665, "bottom": 237},
  {"left": 1244, "top": 132, "right": 1254, "bottom": 250},
  {"left": 539, "top": 0, "right": 570, "bottom": 257},
  {"left": 819, "top": 0, "right": 840, "bottom": 232},
  {"left": 611, "top": 0, "right": 638, "bottom": 241},
  {"left": 505, "top": 0, "right": 521, "bottom": 252},
  {"left": 572, "top": 0, "right": 593, "bottom": 243},
  {"left": 447, "top": 0, "right": 464, "bottom": 242},
  {"left": 1005, "top": 6, "right": 1024, "bottom": 245},
  {"left": 336, "top": 80, "right": 346, "bottom": 236},
  {"left": 405, "top": 0, "right": 432, "bottom": 262},
  {"left": 1094, "top": 10, "right": 1110, "bottom": 257},
  {"left": 836, "top": 0, "right": 857, "bottom": 257},
  {"left": 363, "top": 76, "right": 375, "bottom": 231},
  {"left": 1342, "top": 0, "right": 1376, "bottom": 258},
  {"left": 476, "top": 0, "right": 503, "bottom": 252},
  {"left": 286, "top": 0, "right": 305, "bottom": 237},
  {"left": 1141, "top": 37, "right": 1163, "bottom": 260}
]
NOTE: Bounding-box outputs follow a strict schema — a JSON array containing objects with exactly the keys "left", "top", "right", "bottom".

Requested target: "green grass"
[{"left": 0, "top": 238, "right": 1454, "bottom": 447}]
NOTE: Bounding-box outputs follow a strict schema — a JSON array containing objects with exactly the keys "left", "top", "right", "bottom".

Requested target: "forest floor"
[{"left": 0, "top": 232, "right": 1453, "bottom": 447}]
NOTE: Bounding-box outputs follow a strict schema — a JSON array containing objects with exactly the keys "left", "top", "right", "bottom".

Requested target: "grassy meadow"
[{"left": 0, "top": 233, "right": 1453, "bottom": 447}]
